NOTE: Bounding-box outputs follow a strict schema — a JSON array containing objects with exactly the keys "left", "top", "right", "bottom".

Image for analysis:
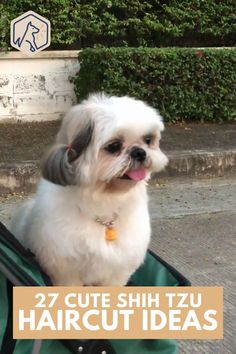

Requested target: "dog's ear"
[{"left": 41, "top": 122, "right": 94, "bottom": 186}]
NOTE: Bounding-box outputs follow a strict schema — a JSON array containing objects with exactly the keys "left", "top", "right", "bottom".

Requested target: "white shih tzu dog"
[{"left": 11, "top": 93, "right": 168, "bottom": 286}]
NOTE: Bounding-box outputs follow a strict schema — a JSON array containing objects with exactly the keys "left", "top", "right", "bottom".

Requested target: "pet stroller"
[{"left": 0, "top": 221, "right": 190, "bottom": 354}]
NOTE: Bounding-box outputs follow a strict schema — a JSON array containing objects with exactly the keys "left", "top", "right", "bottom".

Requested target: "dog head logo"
[{"left": 11, "top": 11, "right": 50, "bottom": 56}]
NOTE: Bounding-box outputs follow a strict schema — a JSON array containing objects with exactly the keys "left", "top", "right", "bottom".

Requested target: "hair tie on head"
[
  {"left": 67, "top": 144, "right": 77, "bottom": 163},
  {"left": 67, "top": 144, "right": 72, "bottom": 151}
]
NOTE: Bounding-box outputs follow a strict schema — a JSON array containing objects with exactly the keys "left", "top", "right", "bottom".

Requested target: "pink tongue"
[{"left": 126, "top": 168, "right": 146, "bottom": 181}]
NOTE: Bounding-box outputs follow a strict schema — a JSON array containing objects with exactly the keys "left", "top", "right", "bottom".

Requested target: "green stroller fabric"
[{"left": 0, "top": 221, "right": 190, "bottom": 354}]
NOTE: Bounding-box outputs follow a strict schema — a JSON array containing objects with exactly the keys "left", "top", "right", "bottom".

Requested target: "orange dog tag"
[{"left": 105, "top": 227, "right": 117, "bottom": 241}]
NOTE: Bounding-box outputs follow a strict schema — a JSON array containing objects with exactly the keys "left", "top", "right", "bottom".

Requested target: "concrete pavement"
[
  {"left": 149, "top": 177, "right": 236, "bottom": 353},
  {"left": 0, "top": 177, "right": 236, "bottom": 353}
]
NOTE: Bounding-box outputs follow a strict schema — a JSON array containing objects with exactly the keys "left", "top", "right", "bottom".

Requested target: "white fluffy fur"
[{"left": 11, "top": 93, "right": 168, "bottom": 286}]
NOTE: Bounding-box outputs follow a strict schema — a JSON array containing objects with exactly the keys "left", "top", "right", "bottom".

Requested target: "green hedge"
[
  {"left": 77, "top": 0, "right": 236, "bottom": 47},
  {"left": 1, "top": 0, "right": 235, "bottom": 50},
  {"left": 73, "top": 47, "right": 236, "bottom": 122}
]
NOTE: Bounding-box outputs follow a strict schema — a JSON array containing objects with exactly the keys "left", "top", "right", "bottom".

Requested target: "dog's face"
[{"left": 42, "top": 94, "right": 168, "bottom": 192}]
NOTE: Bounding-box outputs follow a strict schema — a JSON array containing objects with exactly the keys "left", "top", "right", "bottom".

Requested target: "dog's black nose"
[{"left": 130, "top": 147, "right": 146, "bottom": 162}]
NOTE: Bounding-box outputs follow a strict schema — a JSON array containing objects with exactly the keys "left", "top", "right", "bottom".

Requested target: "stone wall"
[{"left": 0, "top": 51, "right": 80, "bottom": 121}]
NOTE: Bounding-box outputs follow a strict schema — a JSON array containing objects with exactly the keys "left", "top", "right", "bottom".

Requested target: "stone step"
[{"left": 1, "top": 149, "right": 236, "bottom": 194}]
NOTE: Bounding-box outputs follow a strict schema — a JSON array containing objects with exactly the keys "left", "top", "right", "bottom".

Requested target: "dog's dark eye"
[
  {"left": 105, "top": 141, "right": 122, "bottom": 154},
  {"left": 144, "top": 135, "right": 153, "bottom": 145}
]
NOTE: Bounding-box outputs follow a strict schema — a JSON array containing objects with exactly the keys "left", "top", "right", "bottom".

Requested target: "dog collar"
[{"left": 95, "top": 214, "right": 118, "bottom": 241}]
